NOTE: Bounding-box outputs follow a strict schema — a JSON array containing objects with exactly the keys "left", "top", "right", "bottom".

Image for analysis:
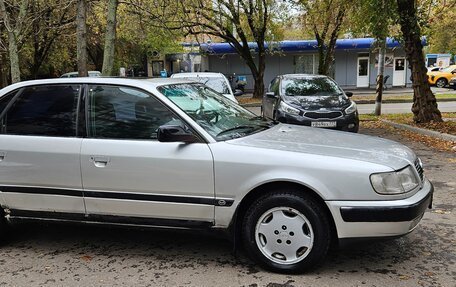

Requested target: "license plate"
[{"left": 311, "top": 121, "right": 337, "bottom": 128}]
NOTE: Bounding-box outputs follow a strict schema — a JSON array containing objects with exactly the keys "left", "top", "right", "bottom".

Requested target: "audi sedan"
[
  {"left": 0, "top": 78, "right": 432, "bottom": 273},
  {"left": 262, "top": 74, "right": 359, "bottom": 132}
]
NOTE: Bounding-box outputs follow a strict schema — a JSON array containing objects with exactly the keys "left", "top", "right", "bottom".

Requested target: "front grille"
[
  {"left": 303, "top": 111, "right": 342, "bottom": 119},
  {"left": 415, "top": 158, "right": 424, "bottom": 182}
]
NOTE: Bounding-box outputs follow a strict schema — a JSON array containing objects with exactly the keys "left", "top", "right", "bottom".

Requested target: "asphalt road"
[
  {"left": 245, "top": 101, "right": 456, "bottom": 115},
  {"left": 0, "top": 128, "right": 455, "bottom": 286}
]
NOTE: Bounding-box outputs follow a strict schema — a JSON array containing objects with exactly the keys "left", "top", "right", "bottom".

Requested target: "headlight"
[
  {"left": 278, "top": 101, "right": 300, "bottom": 116},
  {"left": 370, "top": 165, "right": 419, "bottom": 195},
  {"left": 345, "top": 101, "right": 357, "bottom": 114}
]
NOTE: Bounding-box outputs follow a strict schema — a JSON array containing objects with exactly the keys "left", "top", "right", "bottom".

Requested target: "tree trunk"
[
  {"left": 102, "top": 0, "right": 118, "bottom": 76},
  {"left": 317, "top": 40, "right": 328, "bottom": 75},
  {"left": 77, "top": 0, "right": 88, "bottom": 77},
  {"left": 0, "top": 0, "right": 21, "bottom": 83},
  {"left": 252, "top": 50, "right": 266, "bottom": 99},
  {"left": 0, "top": 53, "right": 9, "bottom": 88},
  {"left": 7, "top": 31, "right": 21, "bottom": 83},
  {"left": 396, "top": 0, "right": 442, "bottom": 123},
  {"left": 374, "top": 40, "right": 386, "bottom": 116}
]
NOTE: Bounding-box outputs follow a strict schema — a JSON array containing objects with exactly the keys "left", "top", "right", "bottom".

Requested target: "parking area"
[{"left": 0, "top": 124, "right": 454, "bottom": 287}]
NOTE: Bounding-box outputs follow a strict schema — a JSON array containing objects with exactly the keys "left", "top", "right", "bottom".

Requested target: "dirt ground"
[{"left": 0, "top": 125, "right": 455, "bottom": 287}]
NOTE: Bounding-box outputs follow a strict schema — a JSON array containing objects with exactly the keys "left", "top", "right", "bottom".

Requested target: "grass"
[
  {"left": 352, "top": 93, "right": 456, "bottom": 102},
  {"left": 360, "top": 112, "right": 456, "bottom": 136}
]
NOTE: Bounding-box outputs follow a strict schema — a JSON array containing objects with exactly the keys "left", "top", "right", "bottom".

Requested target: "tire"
[
  {"left": 435, "top": 78, "right": 447, "bottom": 88},
  {"left": 241, "top": 189, "right": 331, "bottom": 273}
]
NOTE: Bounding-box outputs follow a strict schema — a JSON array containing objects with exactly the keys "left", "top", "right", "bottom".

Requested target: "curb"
[
  {"left": 381, "top": 119, "right": 456, "bottom": 142},
  {"left": 241, "top": 103, "right": 262, "bottom": 107},
  {"left": 240, "top": 99, "right": 456, "bottom": 107},
  {"left": 354, "top": 98, "right": 456, "bottom": 105}
]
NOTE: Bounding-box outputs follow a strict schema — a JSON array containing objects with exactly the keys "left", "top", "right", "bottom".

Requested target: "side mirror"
[
  {"left": 345, "top": 91, "right": 353, "bottom": 97},
  {"left": 234, "top": 89, "right": 243, "bottom": 97},
  {"left": 157, "top": 125, "right": 198, "bottom": 143},
  {"left": 265, "top": 92, "right": 277, "bottom": 99}
]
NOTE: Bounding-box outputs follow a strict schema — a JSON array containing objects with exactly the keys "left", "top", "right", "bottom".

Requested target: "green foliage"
[
  {"left": 350, "top": 0, "right": 398, "bottom": 41},
  {"left": 425, "top": 0, "right": 456, "bottom": 55}
]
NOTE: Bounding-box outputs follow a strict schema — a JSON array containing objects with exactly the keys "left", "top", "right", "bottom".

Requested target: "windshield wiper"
[
  {"left": 216, "top": 124, "right": 270, "bottom": 138},
  {"left": 249, "top": 116, "right": 279, "bottom": 126},
  {"left": 249, "top": 116, "right": 264, "bottom": 121}
]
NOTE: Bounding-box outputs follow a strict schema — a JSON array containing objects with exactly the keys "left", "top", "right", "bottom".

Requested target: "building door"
[
  {"left": 357, "top": 57, "right": 369, "bottom": 88},
  {"left": 393, "top": 58, "right": 406, "bottom": 86}
]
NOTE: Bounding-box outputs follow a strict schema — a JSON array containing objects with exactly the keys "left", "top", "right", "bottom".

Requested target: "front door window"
[{"left": 88, "top": 85, "right": 183, "bottom": 140}]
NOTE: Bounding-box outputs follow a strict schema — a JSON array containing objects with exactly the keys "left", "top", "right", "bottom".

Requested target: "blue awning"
[{"left": 199, "top": 37, "right": 427, "bottom": 55}]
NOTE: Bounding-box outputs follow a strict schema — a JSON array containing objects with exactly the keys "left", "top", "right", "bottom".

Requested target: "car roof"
[
  {"left": 62, "top": 71, "right": 100, "bottom": 75},
  {"left": 281, "top": 74, "right": 328, "bottom": 79},
  {"left": 171, "top": 72, "right": 225, "bottom": 78},
  {"left": 0, "top": 77, "right": 196, "bottom": 95}
]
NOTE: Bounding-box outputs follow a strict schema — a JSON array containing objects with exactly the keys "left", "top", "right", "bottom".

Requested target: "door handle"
[
  {"left": 90, "top": 156, "right": 110, "bottom": 168},
  {"left": 0, "top": 151, "right": 5, "bottom": 161}
]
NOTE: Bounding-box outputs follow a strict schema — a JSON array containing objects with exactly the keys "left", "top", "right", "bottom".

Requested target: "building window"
[
  {"left": 151, "top": 61, "right": 164, "bottom": 77},
  {"left": 295, "top": 55, "right": 318, "bottom": 74}
]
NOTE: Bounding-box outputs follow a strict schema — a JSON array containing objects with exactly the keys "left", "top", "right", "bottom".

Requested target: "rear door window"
[{"left": 2, "top": 85, "right": 80, "bottom": 137}]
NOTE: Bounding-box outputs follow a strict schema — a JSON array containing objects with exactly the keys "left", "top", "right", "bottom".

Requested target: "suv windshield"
[
  {"left": 178, "top": 77, "right": 231, "bottom": 94},
  {"left": 158, "top": 83, "right": 272, "bottom": 141},
  {"left": 282, "top": 77, "right": 343, "bottom": 97}
]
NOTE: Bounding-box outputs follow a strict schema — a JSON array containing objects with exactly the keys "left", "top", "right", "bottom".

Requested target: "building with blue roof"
[{"left": 151, "top": 38, "right": 425, "bottom": 90}]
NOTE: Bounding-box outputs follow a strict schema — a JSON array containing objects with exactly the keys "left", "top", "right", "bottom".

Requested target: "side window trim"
[
  {"left": 0, "top": 88, "right": 24, "bottom": 134},
  {"left": 76, "top": 84, "right": 87, "bottom": 137}
]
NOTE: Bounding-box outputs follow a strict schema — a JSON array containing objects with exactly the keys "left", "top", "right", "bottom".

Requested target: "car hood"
[
  {"left": 283, "top": 95, "right": 350, "bottom": 110},
  {"left": 227, "top": 124, "right": 416, "bottom": 170}
]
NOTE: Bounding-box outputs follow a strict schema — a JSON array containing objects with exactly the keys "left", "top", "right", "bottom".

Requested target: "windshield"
[
  {"left": 178, "top": 77, "right": 231, "bottom": 94},
  {"left": 158, "top": 83, "right": 272, "bottom": 141},
  {"left": 282, "top": 77, "right": 343, "bottom": 97},
  {"left": 441, "top": 66, "right": 455, "bottom": 73}
]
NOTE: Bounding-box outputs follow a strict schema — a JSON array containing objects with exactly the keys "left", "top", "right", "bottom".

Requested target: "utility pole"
[{"left": 374, "top": 38, "right": 386, "bottom": 115}]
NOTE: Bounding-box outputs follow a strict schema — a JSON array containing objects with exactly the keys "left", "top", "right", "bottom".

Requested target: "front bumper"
[
  {"left": 326, "top": 179, "right": 433, "bottom": 239},
  {"left": 276, "top": 110, "right": 359, "bottom": 132}
]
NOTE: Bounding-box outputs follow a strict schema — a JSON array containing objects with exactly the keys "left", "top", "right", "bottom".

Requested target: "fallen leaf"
[
  {"left": 432, "top": 209, "right": 451, "bottom": 214},
  {"left": 81, "top": 255, "right": 93, "bottom": 262},
  {"left": 398, "top": 275, "right": 411, "bottom": 280}
]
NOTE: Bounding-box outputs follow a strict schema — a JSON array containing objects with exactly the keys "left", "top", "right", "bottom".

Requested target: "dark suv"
[{"left": 262, "top": 74, "right": 359, "bottom": 132}]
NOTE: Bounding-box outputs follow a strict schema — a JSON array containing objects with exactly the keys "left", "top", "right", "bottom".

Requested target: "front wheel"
[
  {"left": 435, "top": 78, "right": 447, "bottom": 88},
  {"left": 241, "top": 190, "right": 331, "bottom": 273}
]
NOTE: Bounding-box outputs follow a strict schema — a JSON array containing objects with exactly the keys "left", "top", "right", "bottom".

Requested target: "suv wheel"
[
  {"left": 435, "top": 78, "right": 447, "bottom": 88},
  {"left": 241, "top": 189, "right": 331, "bottom": 273}
]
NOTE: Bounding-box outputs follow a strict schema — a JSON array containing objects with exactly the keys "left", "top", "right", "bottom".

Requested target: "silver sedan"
[{"left": 0, "top": 78, "right": 433, "bottom": 273}]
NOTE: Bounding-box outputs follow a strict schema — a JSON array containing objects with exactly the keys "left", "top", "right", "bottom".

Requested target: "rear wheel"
[
  {"left": 241, "top": 189, "right": 331, "bottom": 273},
  {"left": 435, "top": 78, "right": 447, "bottom": 88}
]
